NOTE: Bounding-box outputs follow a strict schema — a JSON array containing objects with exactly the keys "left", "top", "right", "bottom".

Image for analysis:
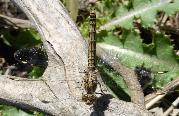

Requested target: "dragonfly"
[{"left": 81, "top": 9, "right": 98, "bottom": 105}]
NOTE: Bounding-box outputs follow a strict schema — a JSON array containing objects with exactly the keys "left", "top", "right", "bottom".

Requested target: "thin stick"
[
  {"left": 163, "top": 97, "right": 179, "bottom": 116},
  {"left": 145, "top": 77, "right": 179, "bottom": 109}
]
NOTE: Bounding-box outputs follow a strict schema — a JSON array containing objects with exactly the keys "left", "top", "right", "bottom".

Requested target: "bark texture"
[{"left": 0, "top": 0, "right": 151, "bottom": 115}]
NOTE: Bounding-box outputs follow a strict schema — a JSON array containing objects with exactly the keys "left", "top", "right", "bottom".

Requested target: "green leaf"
[
  {"left": 159, "top": 0, "right": 179, "bottom": 15},
  {"left": 97, "top": 30, "right": 179, "bottom": 91},
  {"left": 154, "top": 33, "right": 176, "bottom": 63},
  {"left": 97, "top": 31, "right": 122, "bottom": 46},
  {"left": 1, "top": 28, "right": 41, "bottom": 48},
  {"left": 97, "top": 59, "right": 130, "bottom": 101},
  {"left": 0, "top": 105, "right": 44, "bottom": 116},
  {"left": 0, "top": 105, "right": 32, "bottom": 116},
  {"left": 123, "top": 30, "right": 143, "bottom": 53},
  {"left": 99, "top": 0, "right": 179, "bottom": 30},
  {"left": 142, "top": 43, "right": 155, "bottom": 55},
  {"left": 29, "top": 66, "right": 45, "bottom": 78}
]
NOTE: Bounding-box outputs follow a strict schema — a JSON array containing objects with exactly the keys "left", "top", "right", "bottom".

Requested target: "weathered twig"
[
  {"left": 145, "top": 77, "right": 179, "bottom": 109},
  {"left": 0, "top": 14, "right": 34, "bottom": 29},
  {"left": 163, "top": 97, "right": 179, "bottom": 116}
]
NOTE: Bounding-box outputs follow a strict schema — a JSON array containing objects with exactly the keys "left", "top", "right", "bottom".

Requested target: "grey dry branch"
[
  {"left": 0, "top": 14, "right": 34, "bottom": 29},
  {"left": 0, "top": 0, "right": 151, "bottom": 115}
]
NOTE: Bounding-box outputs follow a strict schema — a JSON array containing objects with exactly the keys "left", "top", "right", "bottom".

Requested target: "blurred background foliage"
[{"left": 0, "top": 0, "right": 179, "bottom": 115}]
